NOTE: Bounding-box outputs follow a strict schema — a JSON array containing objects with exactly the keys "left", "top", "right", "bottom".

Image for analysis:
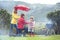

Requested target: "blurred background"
[{"left": 0, "top": 1, "right": 60, "bottom": 35}]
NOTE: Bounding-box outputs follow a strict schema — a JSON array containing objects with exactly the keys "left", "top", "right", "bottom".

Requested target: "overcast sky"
[
  {"left": 0, "top": 0, "right": 60, "bottom": 4},
  {"left": 14, "top": 0, "right": 60, "bottom": 4}
]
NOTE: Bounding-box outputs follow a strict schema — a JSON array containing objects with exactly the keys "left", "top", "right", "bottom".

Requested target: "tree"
[
  {"left": 47, "top": 10, "right": 60, "bottom": 34},
  {"left": 0, "top": 9, "right": 11, "bottom": 29}
]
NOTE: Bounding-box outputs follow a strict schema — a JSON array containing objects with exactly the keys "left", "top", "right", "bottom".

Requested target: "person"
[
  {"left": 17, "top": 14, "right": 28, "bottom": 36},
  {"left": 46, "top": 22, "right": 55, "bottom": 35},
  {"left": 28, "top": 16, "right": 35, "bottom": 37},
  {"left": 9, "top": 10, "right": 20, "bottom": 36}
]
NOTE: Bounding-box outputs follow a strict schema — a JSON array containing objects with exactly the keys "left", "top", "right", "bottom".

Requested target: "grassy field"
[{"left": 0, "top": 35, "right": 60, "bottom": 40}]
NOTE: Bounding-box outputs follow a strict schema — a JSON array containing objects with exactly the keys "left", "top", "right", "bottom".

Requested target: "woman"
[{"left": 10, "top": 10, "right": 20, "bottom": 36}]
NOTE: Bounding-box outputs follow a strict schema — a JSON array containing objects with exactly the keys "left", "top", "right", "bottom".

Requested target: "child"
[
  {"left": 28, "top": 16, "right": 35, "bottom": 37},
  {"left": 17, "top": 14, "right": 28, "bottom": 36}
]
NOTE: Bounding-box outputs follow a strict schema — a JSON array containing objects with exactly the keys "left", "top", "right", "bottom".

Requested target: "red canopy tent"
[{"left": 14, "top": 5, "right": 30, "bottom": 12}]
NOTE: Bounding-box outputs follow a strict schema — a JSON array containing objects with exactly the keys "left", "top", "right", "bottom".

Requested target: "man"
[{"left": 9, "top": 10, "right": 20, "bottom": 36}]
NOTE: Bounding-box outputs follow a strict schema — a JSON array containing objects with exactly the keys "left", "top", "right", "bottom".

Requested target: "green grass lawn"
[{"left": 0, "top": 35, "right": 60, "bottom": 40}]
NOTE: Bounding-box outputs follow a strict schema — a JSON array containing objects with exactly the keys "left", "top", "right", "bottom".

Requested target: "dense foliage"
[
  {"left": 47, "top": 10, "right": 60, "bottom": 34},
  {"left": 0, "top": 9, "right": 11, "bottom": 28}
]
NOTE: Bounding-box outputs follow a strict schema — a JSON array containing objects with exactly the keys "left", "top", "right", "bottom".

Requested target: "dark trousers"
[
  {"left": 9, "top": 24, "right": 18, "bottom": 36},
  {"left": 17, "top": 27, "right": 28, "bottom": 36}
]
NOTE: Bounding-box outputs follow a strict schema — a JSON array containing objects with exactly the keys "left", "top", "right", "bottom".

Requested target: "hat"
[{"left": 30, "top": 16, "right": 34, "bottom": 19}]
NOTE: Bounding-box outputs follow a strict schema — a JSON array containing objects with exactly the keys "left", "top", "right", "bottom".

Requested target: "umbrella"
[{"left": 14, "top": 5, "right": 30, "bottom": 12}]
